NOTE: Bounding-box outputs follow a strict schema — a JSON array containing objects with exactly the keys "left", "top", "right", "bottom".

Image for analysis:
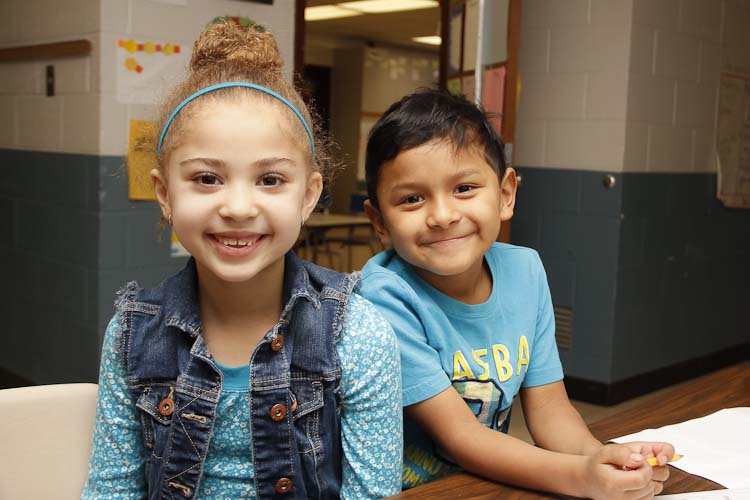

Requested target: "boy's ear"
[
  {"left": 151, "top": 168, "right": 171, "bottom": 220},
  {"left": 499, "top": 167, "right": 518, "bottom": 222},
  {"left": 364, "top": 199, "right": 391, "bottom": 247}
]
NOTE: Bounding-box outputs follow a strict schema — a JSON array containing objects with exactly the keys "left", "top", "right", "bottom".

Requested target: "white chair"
[{"left": 0, "top": 383, "right": 98, "bottom": 500}]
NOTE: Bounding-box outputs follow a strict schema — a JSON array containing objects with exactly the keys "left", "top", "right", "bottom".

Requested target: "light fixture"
[
  {"left": 306, "top": 0, "right": 439, "bottom": 21},
  {"left": 412, "top": 35, "right": 441, "bottom": 46},
  {"left": 304, "top": 5, "right": 362, "bottom": 22},
  {"left": 338, "top": 0, "right": 439, "bottom": 14}
]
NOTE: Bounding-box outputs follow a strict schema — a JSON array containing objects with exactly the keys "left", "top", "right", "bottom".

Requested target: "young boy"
[{"left": 359, "top": 89, "right": 675, "bottom": 500}]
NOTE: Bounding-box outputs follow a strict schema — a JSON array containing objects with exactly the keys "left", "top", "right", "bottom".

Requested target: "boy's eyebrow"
[{"left": 389, "top": 168, "right": 484, "bottom": 191}]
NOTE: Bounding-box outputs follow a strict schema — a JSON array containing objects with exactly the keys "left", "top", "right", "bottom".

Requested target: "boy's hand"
[
  {"left": 621, "top": 440, "right": 677, "bottom": 467},
  {"left": 582, "top": 443, "right": 660, "bottom": 500}
]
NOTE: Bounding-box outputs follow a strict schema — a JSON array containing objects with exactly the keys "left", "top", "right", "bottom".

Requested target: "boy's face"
[{"left": 365, "top": 140, "right": 517, "bottom": 291}]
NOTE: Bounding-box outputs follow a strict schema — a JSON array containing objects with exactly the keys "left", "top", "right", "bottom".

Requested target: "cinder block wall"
[
  {"left": 0, "top": 0, "right": 296, "bottom": 384},
  {"left": 512, "top": 0, "right": 749, "bottom": 399},
  {"left": 0, "top": 0, "right": 102, "bottom": 383}
]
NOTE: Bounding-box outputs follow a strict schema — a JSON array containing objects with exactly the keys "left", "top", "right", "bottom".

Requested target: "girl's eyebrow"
[
  {"left": 254, "top": 157, "right": 297, "bottom": 168},
  {"left": 178, "top": 157, "right": 296, "bottom": 168},
  {"left": 179, "top": 157, "right": 224, "bottom": 168}
]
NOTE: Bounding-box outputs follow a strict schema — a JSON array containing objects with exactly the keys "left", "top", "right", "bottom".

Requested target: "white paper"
[
  {"left": 612, "top": 407, "right": 750, "bottom": 489},
  {"left": 657, "top": 488, "right": 750, "bottom": 499}
]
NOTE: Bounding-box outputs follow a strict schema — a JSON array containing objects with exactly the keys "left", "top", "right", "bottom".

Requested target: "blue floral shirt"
[{"left": 81, "top": 294, "right": 402, "bottom": 500}]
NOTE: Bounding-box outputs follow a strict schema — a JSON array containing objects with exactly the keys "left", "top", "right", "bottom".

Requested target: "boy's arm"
[
  {"left": 521, "top": 381, "right": 602, "bottom": 455},
  {"left": 407, "top": 386, "right": 662, "bottom": 500},
  {"left": 522, "top": 382, "right": 676, "bottom": 474}
]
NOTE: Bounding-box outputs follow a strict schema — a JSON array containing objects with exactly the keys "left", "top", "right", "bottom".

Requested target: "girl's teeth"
[{"left": 221, "top": 238, "right": 250, "bottom": 247}]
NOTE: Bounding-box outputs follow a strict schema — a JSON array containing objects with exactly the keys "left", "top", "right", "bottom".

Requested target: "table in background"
[
  {"left": 388, "top": 362, "right": 750, "bottom": 499},
  {"left": 299, "top": 212, "right": 375, "bottom": 270}
]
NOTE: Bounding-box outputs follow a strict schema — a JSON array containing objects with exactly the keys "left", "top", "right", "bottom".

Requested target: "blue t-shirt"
[{"left": 360, "top": 243, "right": 564, "bottom": 488}]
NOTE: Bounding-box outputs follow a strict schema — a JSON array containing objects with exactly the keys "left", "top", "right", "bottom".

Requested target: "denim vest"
[{"left": 115, "top": 252, "right": 359, "bottom": 499}]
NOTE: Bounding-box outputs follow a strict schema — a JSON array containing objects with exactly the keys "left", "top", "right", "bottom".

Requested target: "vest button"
[
  {"left": 270, "top": 403, "right": 287, "bottom": 421},
  {"left": 158, "top": 398, "right": 174, "bottom": 416},
  {"left": 271, "top": 334, "right": 285, "bottom": 351},
  {"left": 275, "top": 477, "right": 293, "bottom": 494}
]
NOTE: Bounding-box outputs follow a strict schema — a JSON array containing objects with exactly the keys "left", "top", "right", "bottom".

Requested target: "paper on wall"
[{"left": 117, "top": 38, "right": 190, "bottom": 105}]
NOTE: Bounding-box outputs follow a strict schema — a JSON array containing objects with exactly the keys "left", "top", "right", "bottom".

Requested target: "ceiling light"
[
  {"left": 305, "top": 5, "right": 362, "bottom": 22},
  {"left": 412, "top": 35, "right": 441, "bottom": 45},
  {"left": 338, "top": 0, "right": 439, "bottom": 14}
]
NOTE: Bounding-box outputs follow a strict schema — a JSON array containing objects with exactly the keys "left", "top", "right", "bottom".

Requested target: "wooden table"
[
  {"left": 300, "top": 213, "right": 376, "bottom": 269},
  {"left": 389, "top": 362, "right": 750, "bottom": 499}
]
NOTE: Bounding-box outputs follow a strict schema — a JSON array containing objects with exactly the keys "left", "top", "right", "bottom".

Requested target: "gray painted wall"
[{"left": 511, "top": 166, "right": 750, "bottom": 385}]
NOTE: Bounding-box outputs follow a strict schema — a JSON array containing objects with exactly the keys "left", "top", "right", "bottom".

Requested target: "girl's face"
[
  {"left": 152, "top": 99, "right": 322, "bottom": 286},
  {"left": 366, "top": 139, "right": 516, "bottom": 291}
]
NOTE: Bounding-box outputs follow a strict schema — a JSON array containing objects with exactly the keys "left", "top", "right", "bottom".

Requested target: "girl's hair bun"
[{"left": 190, "top": 20, "right": 283, "bottom": 75}]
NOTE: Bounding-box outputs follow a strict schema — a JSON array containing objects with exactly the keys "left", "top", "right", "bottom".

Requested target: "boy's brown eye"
[
  {"left": 404, "top": 195, "right": 423, "bottom": 204},
  {"left": 456, "top": 185, "right": 473, "bottom": 194}
]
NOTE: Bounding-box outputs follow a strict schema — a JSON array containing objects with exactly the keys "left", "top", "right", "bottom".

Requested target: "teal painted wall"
[
  {"left": 511, "top": 167, "right": 750, "bottom": 384},
  {"left": 0, "top": 149, "right": 185, "bottom": 384}
]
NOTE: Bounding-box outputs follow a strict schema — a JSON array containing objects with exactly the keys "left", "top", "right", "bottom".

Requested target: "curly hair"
[{"left": 149, "top": 21, "right": 335, "bottom": 183}]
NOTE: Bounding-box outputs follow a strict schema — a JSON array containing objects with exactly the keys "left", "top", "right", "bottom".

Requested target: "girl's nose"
[
  {"left": 426, "top": 197, "right": 460, "bottom": 228},
  {"left": 218, "top": 185, "right": 261, "bottom": 220}
]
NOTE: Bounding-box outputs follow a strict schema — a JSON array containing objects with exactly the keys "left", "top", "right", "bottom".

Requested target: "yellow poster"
[{"left": 127, "top": 119, "right": 157, "bottom": 201}]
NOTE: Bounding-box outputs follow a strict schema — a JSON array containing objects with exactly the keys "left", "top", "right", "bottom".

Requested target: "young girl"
[
  {"left": 81, "top": 22, "right": 402, "bottom": 500},
  {"left": 359, "top": 88, "right": 675, "bottom": 499}
]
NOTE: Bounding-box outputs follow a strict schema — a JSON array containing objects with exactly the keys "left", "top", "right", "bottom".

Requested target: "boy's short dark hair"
[{"left": 365, "top": 88, "right": 507, "bottom": 208}]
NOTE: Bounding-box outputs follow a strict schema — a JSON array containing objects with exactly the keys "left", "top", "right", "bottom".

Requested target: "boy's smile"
[{"left": 366, "top": 139, "right": 516, "bottom": 301}]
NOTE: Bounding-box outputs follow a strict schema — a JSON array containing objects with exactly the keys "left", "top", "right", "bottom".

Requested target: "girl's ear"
[
  {"left": 302, "top": 171, "right": 323, "bottom": 221},
  {"left": 364, "top": 199, "right": 391, "bottom": 247},
  {"left": 151, "top": 168, "right": 171, "bottom": 220},
  {"left": 499, "top": 167, "right": 518, "bottom": 222}
]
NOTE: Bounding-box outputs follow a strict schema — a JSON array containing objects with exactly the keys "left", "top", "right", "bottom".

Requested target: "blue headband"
[{"left": 157, "top": 82, "right": 315, "bottom": 156}]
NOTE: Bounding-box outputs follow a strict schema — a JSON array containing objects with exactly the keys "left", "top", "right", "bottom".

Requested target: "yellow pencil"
[{"left": 647, "top": 453, "right": 682, "bottom": 466}]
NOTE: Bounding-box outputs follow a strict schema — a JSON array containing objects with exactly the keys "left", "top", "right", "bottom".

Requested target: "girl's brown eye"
[
  {"left": 260, "top": 174, "right": 283, "bottom": 186},
  {"left": 196, "top": 173, "right": 219, "bottom": 185}
]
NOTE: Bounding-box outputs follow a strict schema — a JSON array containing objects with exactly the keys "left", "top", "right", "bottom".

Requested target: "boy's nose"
[
  {"left": 426, "top": 198, "right": 460, "bottom": 228},
  {"left": 218, "top": 185, "right": 260, "bottom": 220}
]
